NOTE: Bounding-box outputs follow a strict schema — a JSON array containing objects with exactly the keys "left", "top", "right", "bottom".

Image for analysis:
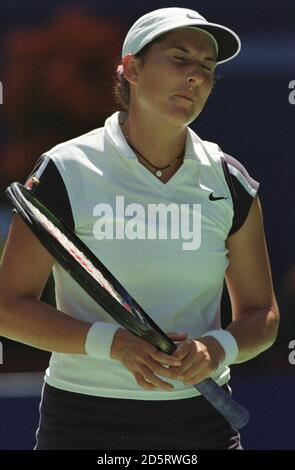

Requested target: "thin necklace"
[{"left": 125, "top": 138, "right": 184, "bottom": 178}]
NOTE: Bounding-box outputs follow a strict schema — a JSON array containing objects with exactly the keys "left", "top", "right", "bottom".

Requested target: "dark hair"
[
  {"left": 114, "top": 36, "right": 165, "bottom": 111},
  {"left": 113, "top": 33, "right": 220, "bottom": 111}
]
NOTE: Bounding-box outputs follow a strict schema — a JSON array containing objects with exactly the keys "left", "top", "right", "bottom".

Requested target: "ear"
[{"left": 122, "top": 54, "right": 140, "bottom": 85}]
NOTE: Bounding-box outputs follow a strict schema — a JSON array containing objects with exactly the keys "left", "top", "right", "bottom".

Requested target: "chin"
[{"left": 167, "top": 106, "right": 201, "bottom": 126}]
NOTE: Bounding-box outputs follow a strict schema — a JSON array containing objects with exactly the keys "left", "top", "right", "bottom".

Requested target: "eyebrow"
[{"left": 168, "top": 46, "right": 216, "bottom": 62}]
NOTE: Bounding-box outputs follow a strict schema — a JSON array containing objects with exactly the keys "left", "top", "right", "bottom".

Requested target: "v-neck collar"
[{"left": 104, "top": 111, "right": 210, "bottom": 192}]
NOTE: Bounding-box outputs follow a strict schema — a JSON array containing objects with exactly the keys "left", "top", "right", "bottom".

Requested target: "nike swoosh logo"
[
  {"left": 209, "top": 193, "right": 229, "bottom": 201},
  {"left": 186, "top": 12, "right": 203, "bottom": 20}
]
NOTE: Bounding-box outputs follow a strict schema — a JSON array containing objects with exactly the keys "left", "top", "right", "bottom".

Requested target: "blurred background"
[{"left": 0, "top": 0, "right": 294, "bottom": 450}]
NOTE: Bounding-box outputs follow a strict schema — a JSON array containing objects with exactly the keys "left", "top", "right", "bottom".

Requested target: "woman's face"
[{"left": 130, "top": 28, "right": 217, "bottom": 126}]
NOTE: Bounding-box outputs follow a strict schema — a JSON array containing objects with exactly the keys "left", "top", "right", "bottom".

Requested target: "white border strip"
[{"left": 228, "top": 163, "right": 258, "bottom": 197}]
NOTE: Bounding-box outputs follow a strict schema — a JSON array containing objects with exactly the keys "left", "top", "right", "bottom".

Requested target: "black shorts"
[{"left": 35, "top": 383, "right": 242, "bottom": 450}]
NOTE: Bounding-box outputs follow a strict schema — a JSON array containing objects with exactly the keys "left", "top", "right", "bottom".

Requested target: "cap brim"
[
  {"left": 193, "top": 23, "right": 241, "bottom": 64},
  {"left": 122, "top": 16, "right": 241, "bottom": 65}
]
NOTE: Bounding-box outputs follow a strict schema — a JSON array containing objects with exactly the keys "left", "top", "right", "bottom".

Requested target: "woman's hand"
[
  {"left": 110, "top": 328, "right": 187, "bottom": 391},
  {"left": 169, "top": 336, "right": 225, "bottom": 386}
]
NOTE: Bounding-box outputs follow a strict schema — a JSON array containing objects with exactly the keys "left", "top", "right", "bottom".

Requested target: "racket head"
[{"left": 6, "top": 182, "right": 176, "bottom": 354}]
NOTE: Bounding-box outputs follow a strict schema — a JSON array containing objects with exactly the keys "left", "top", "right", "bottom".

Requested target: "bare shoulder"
[
  {"left": 225, "top": 196, "right": 276, "bottom": 316},
  {"left": 227, "top": 195, "right": 264, "bottom": 248}
]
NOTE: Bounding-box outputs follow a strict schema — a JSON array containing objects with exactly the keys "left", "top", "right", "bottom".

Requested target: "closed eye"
[
  {"left": 172, "top": 56, "right": 187, "bottom": 61},
  {"left": 172, "top": 56, "right": 214, "bottom": 72},
  {"left": 202, "top": 65, "right": 214, "bottom": 72}
]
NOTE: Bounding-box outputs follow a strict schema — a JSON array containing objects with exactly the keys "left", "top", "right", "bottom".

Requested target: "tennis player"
[{"left": 0, "top": 7, "right": 279, "bottom": 449}]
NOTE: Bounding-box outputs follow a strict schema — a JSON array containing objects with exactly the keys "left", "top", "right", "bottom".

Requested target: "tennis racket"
[{"left": 6, "top": 182, "right": 249, "bottom": 429}]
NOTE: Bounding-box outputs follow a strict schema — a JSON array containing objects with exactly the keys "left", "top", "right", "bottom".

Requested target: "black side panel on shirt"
[
  {"left": 25, "top": 156, "right": 75, "bottom": 231},
  {"left": 221, "top": 154, "right": 259, "bottom": 236}
]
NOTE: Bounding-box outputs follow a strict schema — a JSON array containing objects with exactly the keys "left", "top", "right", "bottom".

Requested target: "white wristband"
[
  {"left": 201, "top": 329, "right": 239, "bottom": 367},
  {"left": 85, "top": 322, "right": 120, "bottom": 360}
]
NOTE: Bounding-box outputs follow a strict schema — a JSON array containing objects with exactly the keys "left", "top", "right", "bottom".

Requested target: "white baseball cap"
[{"left": 122, "top": 7, "right": 241, "bottom": 65}]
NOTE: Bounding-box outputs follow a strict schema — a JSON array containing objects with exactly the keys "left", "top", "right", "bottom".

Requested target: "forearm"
[
  {"left": 0, "top": 295, "right": 92, "bottom": 354},
  {"left": 226, "top": 305, "right": 280, "bottom": 363}
]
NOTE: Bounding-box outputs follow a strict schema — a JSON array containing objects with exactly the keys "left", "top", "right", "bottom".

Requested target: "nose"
[{"left": 186, "top": 65, "right": 206, "bottom": 88}]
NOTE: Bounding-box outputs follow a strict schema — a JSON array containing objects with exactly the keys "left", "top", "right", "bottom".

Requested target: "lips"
[{"left": 175, "top": 92, "right": 194, "bottom": 102}]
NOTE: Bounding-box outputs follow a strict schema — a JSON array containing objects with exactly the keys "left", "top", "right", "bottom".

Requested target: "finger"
[
  {"left": 172, "top": 340, "right": 193, "bottom": 360},
  {"left": 144, "top": 355, "right": 182, "bottom": 380},
  {"left": 150, "top": 349, "right": 182, "bottom": 367},
  {"left": 134, "top": 372, "right": 158, "bottom": 391},
  {"left": 181, "top": 363, "right": 202, "bottom": 384},
  {"left": 166, "top": 332, "right": 188, "bottom": 342},
  {"left": 151, "top": 362, "right": 183, "bottom": 380},
  {"left": 183, "top": 368, "right": 210, "bottom": 386},
  {"left": 180, "top": 350, "right": 199, "bottom": 373},
  {"left": 141, "top": 366, "right": 174, "bottom": 391},
  {"left": 182, "top": 358, "right": 216, "bottom": 385}
]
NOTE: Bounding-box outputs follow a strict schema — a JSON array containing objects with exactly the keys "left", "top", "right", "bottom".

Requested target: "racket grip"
[{"left": 194, "top": 377, "right": 249, "bottom": 429}]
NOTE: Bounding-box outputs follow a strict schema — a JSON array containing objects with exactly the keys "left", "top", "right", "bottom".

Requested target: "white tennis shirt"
[{"left": 27, "top": 111, "right": 259, "bottom": 400}]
